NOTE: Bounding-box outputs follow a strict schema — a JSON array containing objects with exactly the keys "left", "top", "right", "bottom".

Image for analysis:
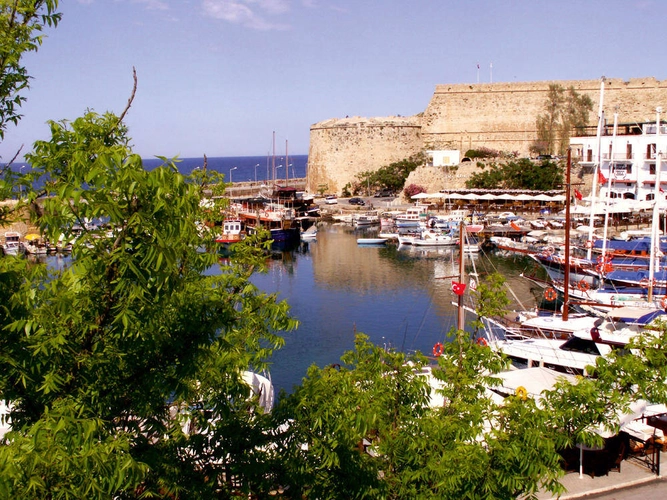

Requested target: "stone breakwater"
[{"left": 307, "top": 77, "right": 667, "bottom": 196}]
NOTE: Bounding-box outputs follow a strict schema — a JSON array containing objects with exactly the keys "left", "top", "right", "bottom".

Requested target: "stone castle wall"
[
  {"left": 306, "top": 116, "right": 422, "bottom": 194},
  {"left": 308, "top": 77, "right": 667, "bottom": 195}
]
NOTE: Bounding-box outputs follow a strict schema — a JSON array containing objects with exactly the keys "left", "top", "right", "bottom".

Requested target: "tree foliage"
[
  {"left": 466, "top": 157, "right": 564, "bottom": 190},
  {"left": 0, "top": 0, "right": 60, "bottom": 143},
  {"left": 0, "top": 110, "right": 297, "bottom": 498},
  {"left": 353, "top": 153, "right": 426, "bottom": 195},
  {"left": 534, "top": 84, "right": 593, "bottom": 156}
]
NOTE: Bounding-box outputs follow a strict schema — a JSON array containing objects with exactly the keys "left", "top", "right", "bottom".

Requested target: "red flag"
[
  {"left": 452, "top": 281, "right": 467, "bottom": 296},
  {"left": 574, "top": 189, "right": 583, "bottom": 201},
  {"left": 598, "top": 169, "right": 607, "bottom": 184},
  {"left": 660, "top": 186, "right": 664, "bottom": 194}
]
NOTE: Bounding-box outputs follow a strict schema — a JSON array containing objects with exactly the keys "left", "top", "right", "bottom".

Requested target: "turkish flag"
[
  {"left": 598, "top": 169, "right": 607, "bottom": 184},
  {"left": 452, "top": 281, "right": 467, "bottom": 296},
  {"left": 574, "top": 189, "right": 583, "bottom": 200}
]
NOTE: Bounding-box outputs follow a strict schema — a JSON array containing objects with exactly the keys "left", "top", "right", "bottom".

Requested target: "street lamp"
[
  {"left": 288, "top": 163, "right": 294, "bottom": 179},
  {"left": 276, "top": 164, "right": 283, "bottom": 185},
  {"left": 229, "top": 166, "right": 237, "bottom": 183},
  {"left": 255, "top": 164, "right": 259, "bottom": 182}
]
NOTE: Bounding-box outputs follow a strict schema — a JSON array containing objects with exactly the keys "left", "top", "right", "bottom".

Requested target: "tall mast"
[
  {"left": 272, "top": 131, "right": 276, "bottom": 186},
  {"left": 587, "top": 76, "right": 606, "bottom": 260},
  {"left": 601, "top": 112, "right": 618, "bottom": 264},
  {"left": 563, "top": 149, "right": 572, "bottom": 321},
  {"left": 458, "top": 224, "right": 466, "bottom": 331},
  {"left": 285, "top": 139, "right": 289, "bottom": 183},
  {"left": 649, "top": 107, "right": 663, "bottom": 303}
]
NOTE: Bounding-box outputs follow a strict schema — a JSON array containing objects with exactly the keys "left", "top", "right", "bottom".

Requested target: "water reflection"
[{"left": 252, "top": 223, "right": 545, "bottom": 394}]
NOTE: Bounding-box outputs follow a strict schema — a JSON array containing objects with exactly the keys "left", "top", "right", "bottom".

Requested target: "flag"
[
  {"left": 510, "top": 220, "right": 521, "bottom": 231},
  {"left": 598, "top": 169, "right": 607, "bottom": 184},
  {"left": 574, "top": 189, "right": 583, "bottom": 201},
  {"left": 660, "top": 186, "right": 665, "bottom": 194},
  {"left": 452, "top": 281, "right": 466, "bottom": 296}
]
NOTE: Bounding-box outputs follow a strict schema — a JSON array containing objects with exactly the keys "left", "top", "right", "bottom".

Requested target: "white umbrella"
[{"left": 411, "top": 192, "right": 432, "bottom": 199}]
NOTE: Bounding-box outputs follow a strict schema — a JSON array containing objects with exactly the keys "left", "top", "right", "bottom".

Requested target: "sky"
[{"left": 2, "top": 0, "right": 667, "bottom": 161}]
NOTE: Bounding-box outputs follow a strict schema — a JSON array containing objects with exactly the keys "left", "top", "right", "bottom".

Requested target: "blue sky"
[{"left": 2, "top": 0, "right": 666, "bottom": 161}]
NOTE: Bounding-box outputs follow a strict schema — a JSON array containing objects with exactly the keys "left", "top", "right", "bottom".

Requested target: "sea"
[
  {"left": 143, "top": 155, "right": 309, "bottom": 183},
  {"left": 6, "top": 155, "right": 309, "bottom": 184}
]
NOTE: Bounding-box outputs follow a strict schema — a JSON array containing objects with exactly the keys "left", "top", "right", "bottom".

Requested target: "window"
[
  {"left": 647, "top": 143, "right": 657, "bottom": 160},
  {"left": 626, "top": 143, "right": 633, "bottom": 159}
]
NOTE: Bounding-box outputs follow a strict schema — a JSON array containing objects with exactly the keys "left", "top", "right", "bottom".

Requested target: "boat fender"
[
  {"left": 515, "top": 386, "right": 528, "bottom": 401},
  {"left": 476, "top": 337, "right": 488, "bottom": 347},
  {"left": 544, "top": 288, "right": 558, "bottom": 301},
  {"left": 432, "top": 342, "right": 444, "bottom": 357},
  {"left": 585, "top": 240, "right": 594, "bottom": 249}
]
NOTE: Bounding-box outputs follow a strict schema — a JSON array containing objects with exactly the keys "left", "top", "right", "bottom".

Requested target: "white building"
[
  {"left": 571, "top": 117, "right": 667, "bottom": 202},
  {"left": 426, "top": 150, "right": 460, "bottom": 167}
]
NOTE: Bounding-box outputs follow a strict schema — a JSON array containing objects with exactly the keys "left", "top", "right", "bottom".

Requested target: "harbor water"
[{"left": 35, "top": 224, "right": 546, "bottom": 396}]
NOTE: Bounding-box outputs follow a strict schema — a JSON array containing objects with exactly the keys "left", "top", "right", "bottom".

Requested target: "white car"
[{"left": 324, "top": 195, "right": 338, "bottom": 205}]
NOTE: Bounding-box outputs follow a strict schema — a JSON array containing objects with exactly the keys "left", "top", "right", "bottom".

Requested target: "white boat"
[
  {"left": 22, "top": 234, "right": 48, "bottom": 255},
  {"left": 2, "top": 231, "right": 23, "bottom": 256},
  {"left": 486, "top": 325, "right": 639, "bottom": 375},
  {"left": 357, "top": 238, "right": 388, "bottom": 245},
  {"left": 353, "top": 212, "right": 380, "bottom": 226},
  {"left": 215, "top": 219, "right": 245, "bottom": 245},
  {"left": 395, "top": 206, "right": 428, "bottom": 227},
  {"left": 412, "top": 230, "right": 457, "bottom": 247},
  {"left": 301, "top": 225, "right": 318, "bottom": 240}
]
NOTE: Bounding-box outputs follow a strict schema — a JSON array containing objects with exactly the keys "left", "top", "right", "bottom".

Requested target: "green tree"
[
  {"left": 535, "top": 84, "right": 593, "bottom": 156},
  {"left": 466, "top": 158, "right": 563, "bottom": 190},
  {"left": 276, "top": 331, "right": 569, "bottom": 499},
  {"left": 354, "top": 153, "right": 426, "bottom": 195},
  {"left": 0, "top": 110, "right": 297, "bottom": 498},
  {"left": 0, "top": 0, "right": 60, "bottom": 224},
  {"left": 0, "top": 0, "right": 60, "bottom": 143}
]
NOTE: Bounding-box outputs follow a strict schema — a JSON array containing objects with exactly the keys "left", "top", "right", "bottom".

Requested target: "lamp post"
[
  {"left": 19, "top": 165, "right": 24, "bottom": 197},
  {"left": 288, "top": 163, "right": 293, "bottom": 179},
  {"left": 254, "top": 164, "right": 259, "bottom": 182},
  {"left": 229, "top": 166, "right": 237, "bottom": 183}
]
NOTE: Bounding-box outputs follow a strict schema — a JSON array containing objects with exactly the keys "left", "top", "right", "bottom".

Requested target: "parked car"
[
  {"left": 349, "top": 197, "right": 366, "bottom": 206},
  {"left": 324, "top": 195, "right": 338, "bottom": 205},
  {"left": 374, "top": 188, "right": 394, "bottom": 198}
]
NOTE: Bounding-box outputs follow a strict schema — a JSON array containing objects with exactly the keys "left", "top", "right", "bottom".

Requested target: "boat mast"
[
  {"left": 285, "top": 139, "right": 289, "bottom": 184},
  {"left": 600, "top": 112, "right": 618, "bottom": 265},
  {"left": 649, "top": 107, "right": 663, "bottom": 303},
  {"left": 272, "top": 131, "right": 276, "bottom": 187},
  {"left": 458, "top": 223, "right": 466, "bottom": 331},
  {"left": 587, "top": 76, "right": 606, "bottom": 260},
  {"left": 563, "top": 148, "right": 572, "bottom": 321}
]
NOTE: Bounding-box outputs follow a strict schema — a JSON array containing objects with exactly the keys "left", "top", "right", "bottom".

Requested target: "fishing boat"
[{"left": 2, "top": 231, "right": 23, "bottom": 256}]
